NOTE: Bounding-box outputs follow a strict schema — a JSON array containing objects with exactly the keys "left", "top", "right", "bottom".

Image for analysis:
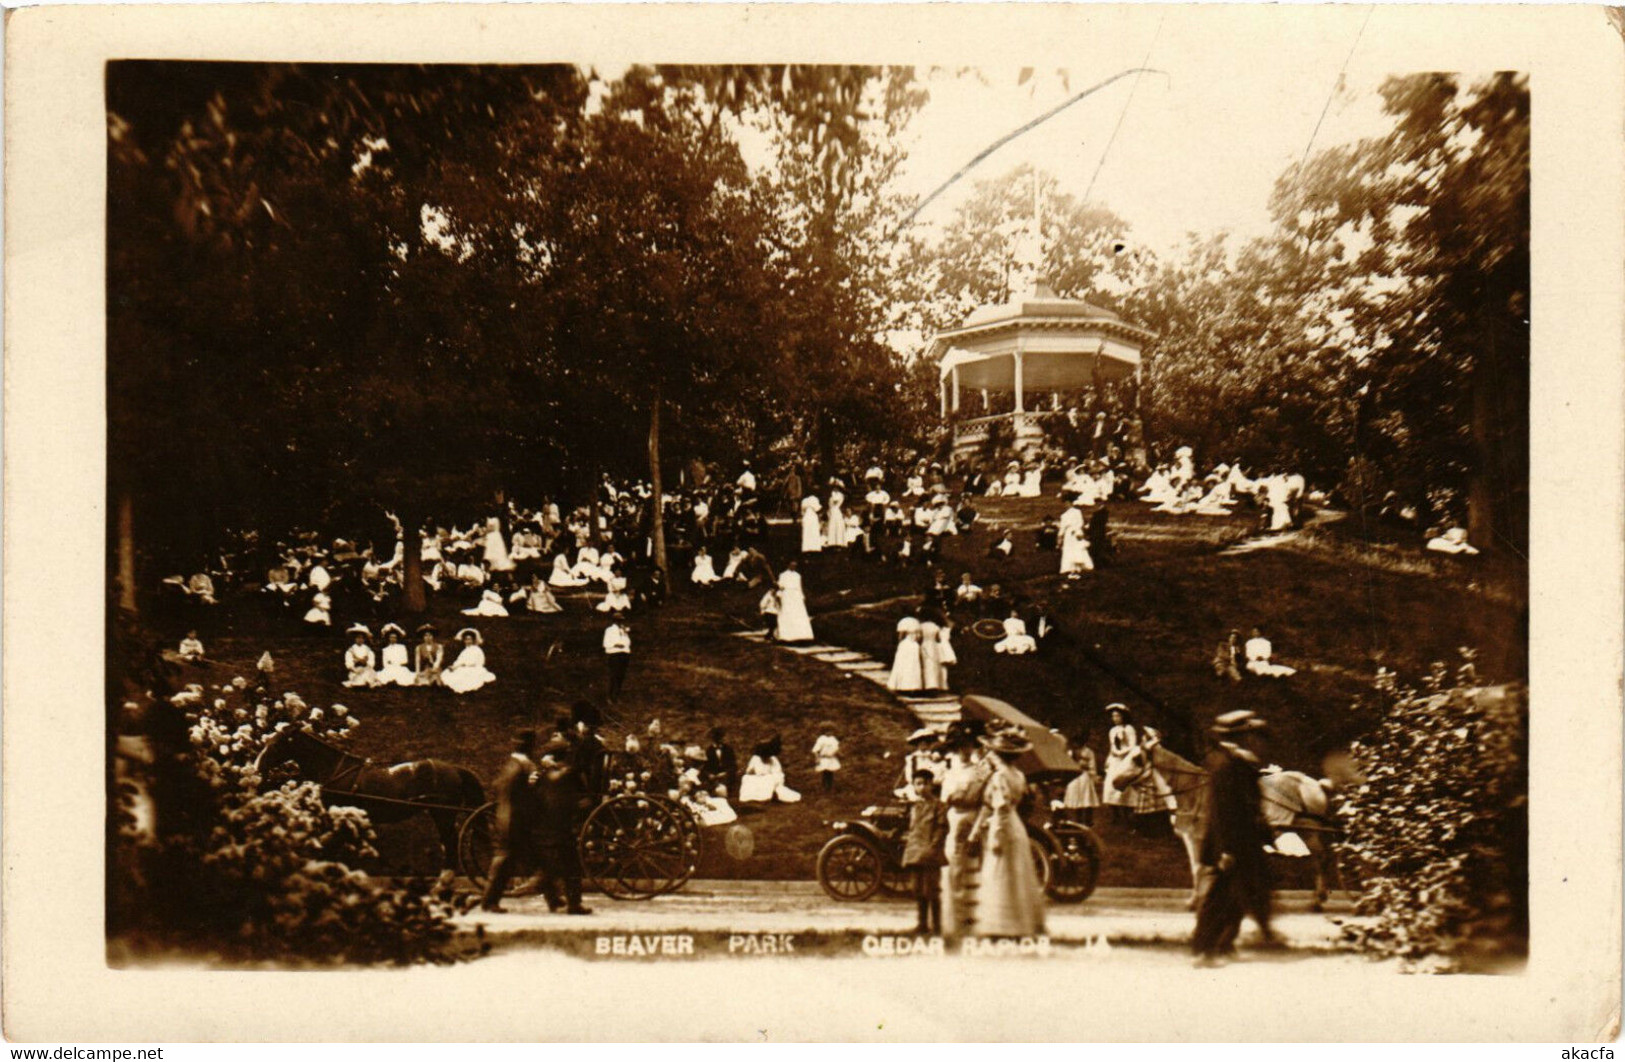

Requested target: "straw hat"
[
  {"left": 979, "top": 723, "right": 1034, "bottom": 757},
  {"left": 453, "top": 627, "right": 482, "bottom": 645},
  {"left": 907, "top": 727, "right": 939, "bottom": 746},
  {"left": 1211, "top": 709, "right": 1267, "bottom": 736},
  {"left": 380, "top": 623, "right": 405, "bottom": 639},
  {"left": 345, "top": 623, "right": 372, "bottom": 639}
]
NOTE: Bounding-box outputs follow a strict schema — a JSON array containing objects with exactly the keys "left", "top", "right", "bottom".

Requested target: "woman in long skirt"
[
  {"left": 800, "top": 495, "right": 824, "bottom": 553},
  {"left": 969, "top": 727, "right": 1046, "bottom": 937},
  {"left": 774, "top": 561, "right": 815, "bottom": 643},
  {"left": 918, "top": 619, "right": 944, "bottom": 691},
  {"left": 442, "top": 628, "right": 496, "bottom": 694},
  {"left": 939, "top": 725, "right": 993, "bottom": 941},
  {"left": 887, "top": 617, "right": 923, "bottom": 692},
  {"left": 376, "top": 623, "right": 416, "bottom": 686},
  {"left": 826, "top": 490, "right": 846, "bottom": 548}
]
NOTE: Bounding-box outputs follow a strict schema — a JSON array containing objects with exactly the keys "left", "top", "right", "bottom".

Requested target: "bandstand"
[{"left": 929, "top": 284, "right": 1156, "bottom": 465}]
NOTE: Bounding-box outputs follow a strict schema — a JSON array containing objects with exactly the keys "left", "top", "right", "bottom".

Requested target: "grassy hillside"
[{"left": 157, "top": 495, "right": 1524, "bottom": 890}]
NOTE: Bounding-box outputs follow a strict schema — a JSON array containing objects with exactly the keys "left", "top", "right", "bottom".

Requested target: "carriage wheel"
[
  {"left": 578, "top": 794, "right": 697, "bottom": 901},
  {"left": 1042, "top": 822, "right": 1102, "bottom": 904},
  {"left": 653, "top": 795, "right": 702, "bottom": 896},
  {"left": 879, "top": 866, "right": 916, "bottom": 898},
  {"left": 456, "top": 803, "right": 531, "bottom": 896},
  {"left": 816, "top": 834, "right": 884, "bottom": 902},
  {"left": 1030, "top": 839, "right": 1052, "bottom": 894}
]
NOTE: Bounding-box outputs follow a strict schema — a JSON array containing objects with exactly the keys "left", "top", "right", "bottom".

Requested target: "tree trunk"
[
  {"left": 1467, "top": 317, "right": 1498, "bottom": 553},
  {"left": 116, "top": 488, "right": 138, "bottom": 615},
  {"left": 648, "top": 387, "right": 669, "bottom": 578},
  {"left": 401, "top": 508, "right": 426, "bottom": 614}
]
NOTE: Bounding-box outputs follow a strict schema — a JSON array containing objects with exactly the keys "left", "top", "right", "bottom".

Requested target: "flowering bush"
[
  {"left": 116, "top": 671, "right": 459, "bottom": 965},
  {"left": 1337, "top": 652, "right": 1527, "bottom": 968}
]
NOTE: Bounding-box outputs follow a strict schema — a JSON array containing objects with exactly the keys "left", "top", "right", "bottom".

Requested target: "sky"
[{"left": 883, "top": 9, "right": 1486, "bottom": 256}]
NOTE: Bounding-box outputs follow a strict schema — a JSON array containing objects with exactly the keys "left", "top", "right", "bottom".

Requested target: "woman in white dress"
[
  {"left": 1002, "top": 462, "right": 1023, "bottom": 494},
  {"left": 1263, "top": 474, "right": 1293, "bottom": 531},
  {"left": 1244, "top": 626, "right": 1297, "bottom": 676},
  {"left": 303, "top": 591, "right": 332, "bottom": 627},
  {"left": 969, "top": 727, "right": 1046, "bottom": 937},
  {"left": 513, "top": 573, "right": 563, "bottom": 614},
  {"left": 342, "top": 625, "right": 379, "bottom": 687},
  {"left": 462, "top": 587, "right": 509, "bottom": 617},
  {"left": 738, "top": 736, "right": 801, "bottom": 803},
  {"left": 509, "top": 526, "right": 544, "bottom": 563},
  {"left": 691, "top": 547, "right": 721, "bottom": 586},
  {"left": 549, "top": 553, "right": 588, "bottom": 588},
  {"left": 1018, "top": 463, "right": 1044, "bottom": 498},
  {"left": 572, "top": 545, "right": 605, "bottom": 584},
  {"left": 887, "top": 617, "right": 924, "bottom": 692},
  {"left": 483, "top": 518, "right": 514, "bottom": 573},
  {"left": 442, "top": 628, "right": 496, "bottom": 694},
  {"left": 721, "top": 546, "right": 748, "bottom": 581},
  {"left": 937, "top": 621, "right": 958, "bottom": 690},
  {"left": 596, "top": 577, "right": 633, "bottom": 614},
  {"left": 1100, "top": 705, "right": 1140, "bottom": 808},
  {"left": 918, "top": 619, "right": 944, "bottom": 691},
  {"left": 375, "top": 624, "right": 416, "bottom": 687},
  {"left": 774, "top": 561, "right": 815, "bottom": 643},
  {"left": 994, "top": 610, "right": 1037, "bottom": 654},
  {"left": 825, "top": 490, "right": 847, "bottom": 548},
  {"left": 800, "top": 495, "right": 824, "bottom": 553},
  {"left": 1058, "top": 499, "right": 1093, "bottom": 577}
]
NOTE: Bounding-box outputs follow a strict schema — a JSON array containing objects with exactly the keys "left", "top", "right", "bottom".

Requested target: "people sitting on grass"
[
  {"left": 987, "top": 529, "right": 1014, "bottom": 560},
  {"left": 177, "top": 630, "right": 206, "bottom": 664},
  {"left": 596, "top": 577, "right": 633, "bottom": 614},
  {"left": 1427, "top": 526, "right": 1480, "bottom": 555},
  {"left": 412, "top": 624, "right": 444, "bottom": 686},
  {"left": 954, "top": 573, "right": 983, "bottom": 609},
  {"left": 994, "top": 607, "right": 1038, "bottom": 654},
  {"left": 550, "top": 552, "right": 588, "bottom": 588},
  {"left": 1212, "top": 628, "right": 1243, "bottom": 683},
  {"left": 691, "top": 546, "right": 721, "bottom": 587},
  {"left": 738, "top": 735, "right": 800, "bottom": 803},
  {"left": 342, "top": 624, "right": 379, "bottom": 687},
  {"left": 1244, "top": 626, "right": 1297, "bottom": 677},
  {"left": 375, "top": 623, "right": 416, "bottom": 686},
  {"left": 442, "top": 627, "right": 496, "bottom": 694},
  {"left": 512, "top": 572, "right": 563, "bottom": 614},
  {"left": 461, "top": 586, "right": 510, "bottom": 618},
  {"left": 303, "top": 590, "right": 332, "bottom": 627},
  {"left": 721, "top": 545, "right": 748, "bottom": 581}
]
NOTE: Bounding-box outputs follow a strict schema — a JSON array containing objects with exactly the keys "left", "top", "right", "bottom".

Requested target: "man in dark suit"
[
  {"left": 480, "top": 730, "right": 540, "bottom": 913},
  {"left": 704, "top": 726, "right": 738, "bottom": 799},
  {"left": 533, "top": 736, "right": 592, "bottom": 915},
  {"left": 1192, "top": 710, "right": 1276, "bottom": 962}
]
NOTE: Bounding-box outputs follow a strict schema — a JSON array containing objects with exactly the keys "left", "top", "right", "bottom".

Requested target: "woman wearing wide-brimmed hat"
[
  {"left": 341, "top": 624, "right": 380, "bottom": 688},
  {"left": 413, "top": 623, "right": 444, "bottom": 686},
  {"left": 375, "top": 623, "right": 416, "bottom": 686},
  {"left": 442, "top": 628, "right": 496, "bottom": 694},
  {"left": 967, "top": 725, "right": 1046, "bottom": 937},
  {"left": 938, "top": 720, "right": 992, "bottom": 940}
]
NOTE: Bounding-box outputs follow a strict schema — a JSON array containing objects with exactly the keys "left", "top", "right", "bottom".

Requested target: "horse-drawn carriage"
[
  {"left": 815, "top": 695, "right": 1104, "bottom": 905},
  {"left": 254, "top": 728, "right": 702, "bottom": 900}
]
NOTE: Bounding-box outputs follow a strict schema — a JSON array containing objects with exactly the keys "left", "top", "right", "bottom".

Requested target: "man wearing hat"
[
  {"left": 533, "top": 735, "right": 593, "bottom": 915},
  {"left": 481, "top": 730, "right": 541, "bottom": 913},
  {"left": 1192, "top": 710, "right": 1276, "bottom": 962}
]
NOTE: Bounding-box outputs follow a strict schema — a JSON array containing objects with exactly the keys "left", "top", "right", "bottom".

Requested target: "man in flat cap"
[{"left": 1192, "top": 710, "right": 1276, "bottom": 963}]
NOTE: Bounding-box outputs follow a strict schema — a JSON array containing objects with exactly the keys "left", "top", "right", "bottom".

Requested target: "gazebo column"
[
  {"left": 939, "top": 375, "right": 949, "bottom": 419},
  {"left": 981, "top": 389, "right": 989, "bottom": 412},
  {"left": 1012, "top": 350, "right": 1026, "bottom": 416},
  {"left": 950, "top": 366, "right": 962, "bottom": 413}
]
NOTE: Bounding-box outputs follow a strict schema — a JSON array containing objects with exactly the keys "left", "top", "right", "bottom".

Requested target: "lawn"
[{"left": 156, "top": 492, "right": 1524, "bottom": 891}]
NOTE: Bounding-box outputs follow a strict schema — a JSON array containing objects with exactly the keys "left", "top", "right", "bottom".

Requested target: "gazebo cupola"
[{"left": 929, "top": 283, "right": 1156, "bottom": 463}]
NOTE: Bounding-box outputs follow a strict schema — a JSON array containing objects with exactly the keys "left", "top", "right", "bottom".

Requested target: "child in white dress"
[
  {"left": 812, "top": 725, "right": 842, "bottom": 794},
  {"left": 462, "top": 587, "right": 509, "bottom": 617},
  {"left": 994, "top": 610, "right": 1037, "bottom": 654},
  {"left": 692, "top": 547, "right": 721, "bottom": 586}
]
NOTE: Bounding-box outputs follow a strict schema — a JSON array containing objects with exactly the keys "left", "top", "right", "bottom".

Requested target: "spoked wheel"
[
  {"left": 816, "top": 834, "right": 885, "bottom": 902},
  {"left": 1042, "top": 822, "right": 1102, "bottom": 903},
  {"left": 1030, "top": 839, "right": 1052, "bottom": 894},
  {"left": 456, "top": 802, "right": 530, "bottom": 896},
  {"left": 879, "top": 866, "right": 916, "bottom": 898},
  {"left": 578, "top": 794, "right": 698, "bottom": 901},
  {"left": 653, "top": 795, "right": 703, "bottom": 896}
]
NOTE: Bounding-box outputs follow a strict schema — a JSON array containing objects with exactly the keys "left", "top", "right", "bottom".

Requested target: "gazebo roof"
[{"left": 929, "top": 285, "right": 1157, "bottom": 391}]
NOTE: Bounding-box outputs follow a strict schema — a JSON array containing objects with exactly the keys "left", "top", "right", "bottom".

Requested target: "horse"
[
  {"left": 253, "top": 727, "right": 487, "bottom": 874},
  {"left": 1117, "top": 738, "right": 1342, "bottom": 911}
]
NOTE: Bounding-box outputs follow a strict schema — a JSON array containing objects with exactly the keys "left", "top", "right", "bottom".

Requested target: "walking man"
[
  {"left": 1192, "top": 709, "right": 1276, "bottom": 964},
  {"left": 534, "top": 736, "right": 592, "bottom": 915},
  {"left": 480, "top": 730, "right": 540, "bottom": 913}
]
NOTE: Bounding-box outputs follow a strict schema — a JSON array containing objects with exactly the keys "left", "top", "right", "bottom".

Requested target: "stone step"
[
  {"left": 733, "top": 631, "right": 767, "bottom": 641},
  {"left": 813, "top": 650, "right": 867, "bottom": 663},
  {"left": 853, "top": 670, "right": 892, "bottom": 685},
  {"left": 782, "top": 643, "right": 840, "bottom": 655},
  {"left": 834, "top": 659, "right": 887, "bottom": 672}
]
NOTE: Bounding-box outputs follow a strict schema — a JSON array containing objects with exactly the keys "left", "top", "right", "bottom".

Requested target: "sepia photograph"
[{"left": 4, "top": 1, "right": 1621, "bottom": 1044}]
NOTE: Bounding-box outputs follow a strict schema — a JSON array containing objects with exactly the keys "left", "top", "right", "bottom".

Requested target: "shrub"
[
  {"left": 1336, "top": 653, "right": 1527, "bottom": 969},
  {"left": 115, "top": 673, "right": 460, "bottom": 965}
]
